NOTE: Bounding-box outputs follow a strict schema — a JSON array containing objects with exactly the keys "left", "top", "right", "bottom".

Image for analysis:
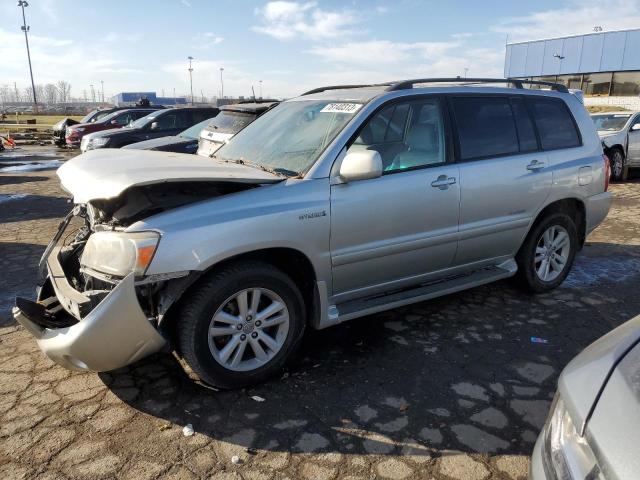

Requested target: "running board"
[{"left": 332, "top": 266, "right": 514, "bottom": 323}]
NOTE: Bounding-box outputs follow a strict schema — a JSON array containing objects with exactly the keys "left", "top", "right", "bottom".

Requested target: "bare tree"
[
  {"left": 44, "top": 83, "right": 57, "bottom": 105},
  {"left": 23, "top": 87, "right": 33, "bottom": 104},
  {"left": 0, "top": 85, "right": 10, "bottom": 108},
  {"left": 56, "top": 80, "right": 71, "bottom": 103}
]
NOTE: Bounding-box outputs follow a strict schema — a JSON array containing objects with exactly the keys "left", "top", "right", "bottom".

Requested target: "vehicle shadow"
[
  {"left": 101, "top": 241, "right": 640, "bottom": 461},
  {"left": 0, "top": 242, "right": 46, "bottom": 326},
  {"left": 0, "top": 175, "right": 48, "bottom": 186},
  {"left": 0, "top": 195, "right": 70, "bottom": 223}
]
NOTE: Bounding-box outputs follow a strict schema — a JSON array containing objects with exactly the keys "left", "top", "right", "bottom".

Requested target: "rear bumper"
[
  {"left": 13, "top": 251, "right": 166, "bottom": 372},
  {"left": 585, "top": 191, "right": 613, "bottom": 234}
]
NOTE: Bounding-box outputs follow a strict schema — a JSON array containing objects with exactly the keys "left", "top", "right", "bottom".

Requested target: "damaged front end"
[{"left": 13, "top": 180, "right": 258, "bottom": 372}]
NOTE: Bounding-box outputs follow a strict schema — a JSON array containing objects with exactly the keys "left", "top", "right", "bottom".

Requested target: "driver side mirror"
[
  {"left": 150, "top": 122, "right": 159, "bottom": 130},
  {"left": 339, "top": 150, "right": 383, "bottom": 182},
  {"left": 631, "top": 124, "right": 640, "bottom": 132}
]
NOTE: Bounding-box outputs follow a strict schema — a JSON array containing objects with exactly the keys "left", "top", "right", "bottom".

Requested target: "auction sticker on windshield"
[{"left": 320, "top": 103, "right": 362, "bottom": 114}]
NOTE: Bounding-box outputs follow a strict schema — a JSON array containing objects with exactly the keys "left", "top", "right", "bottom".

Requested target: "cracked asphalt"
[{"left": 1, "top": 146, "right": 640, "bottom": 480}]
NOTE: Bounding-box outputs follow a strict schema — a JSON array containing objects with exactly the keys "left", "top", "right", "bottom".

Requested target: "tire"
[
  {"left": 177, "top": 261, "right": 306, "bottom": 389},
  {"left": 610, "top": 149, "right": 625, "bottom": 182},
  {"left": 516, "top": 213, "right": 578, "bottom": 293}
]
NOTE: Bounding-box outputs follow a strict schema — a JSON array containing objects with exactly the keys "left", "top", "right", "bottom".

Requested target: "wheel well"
[
  {"left": 532, "top": 199, "right": 586, "bottom": 247},
  {"left": 604, "top": 144, "right": 624, "bottom": 158},
  {"left": 160, "top": 248, "right": 319, "bottom": 341}
]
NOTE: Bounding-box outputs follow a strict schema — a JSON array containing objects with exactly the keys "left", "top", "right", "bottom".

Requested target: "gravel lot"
[{"left": 1, "top": 146, "right": 639, "bottom": 480}]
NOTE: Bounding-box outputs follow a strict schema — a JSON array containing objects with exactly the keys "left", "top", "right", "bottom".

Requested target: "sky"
[{"left": 1, "top": 0, "right": 640, "bottom": 100}]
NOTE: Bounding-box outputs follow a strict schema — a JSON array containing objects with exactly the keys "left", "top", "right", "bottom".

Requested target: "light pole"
[
  {"left": 18, "top": 1, "right": 38, "bottom": 112},
  {"left": 188, "top": 56, "right": 194, "bottom": 105},
  {"left": 259, "top": 80, "right": 262, "bottom": 99},
  {"left": 220, "top": 67, "right": 224, "bottom": 99},
  {"left": 100, "top": 80, "right": 104, "bottom": 103},
  {"left": 90, "top": 84, "right": 95, "bottom": 103},
  {"left": 464, "top": 68, "right": 469, "bottom": 79}
]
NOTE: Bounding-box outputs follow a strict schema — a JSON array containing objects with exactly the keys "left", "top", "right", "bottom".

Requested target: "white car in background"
[
  {"left": 591, "top": 111, "right": 640, "bottom": 181},
  {"left": 197, "top": 102, "right": 277, "bottom": 157}
]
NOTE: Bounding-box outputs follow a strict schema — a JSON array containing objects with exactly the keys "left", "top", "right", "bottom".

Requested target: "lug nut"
[
  {"left": 251, "top": 332, "right": 258, "bottom": 339},
  {"left": 246, "top": 315, "right": 253, "bottom": 321},
  {"left": 240, "top": 334, "right": 246, "bottom": 341},
  {"left": 236, "top": 324, "right": 243, "bottom": 330},
  {"left": 255, "top": 320, "right": 262, "bottom": 327}
]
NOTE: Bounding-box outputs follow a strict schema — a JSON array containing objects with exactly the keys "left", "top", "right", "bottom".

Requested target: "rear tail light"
[{"left": 603, "top": 154, "right": 611, "bottom": 192}]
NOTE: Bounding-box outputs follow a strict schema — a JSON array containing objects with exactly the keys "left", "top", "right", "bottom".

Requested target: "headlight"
[
  {"left": 543, "top": 397, "right": 603, "bottom": 479},
  {"left": 90, "top": 137, "right": 109, "bottom": 148},
  {"left": 80, "top": 231, "right": 160, "bottom": 277},
  {"left": 75, "top": 127, "right": 85, "bottom": 133}
]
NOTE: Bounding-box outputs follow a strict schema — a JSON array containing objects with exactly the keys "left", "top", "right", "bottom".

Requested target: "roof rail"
[
  {"left": 301, "top": 83, "right": 396, "bottom": 96},
  {"left": 385, "top": 78, "right": 569, "bottom": 93},
  {"left": 301, "top": 78, "right": 569, "bottom": 96}
]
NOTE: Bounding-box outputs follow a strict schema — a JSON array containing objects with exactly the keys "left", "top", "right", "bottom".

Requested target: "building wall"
[
  {"left": 505, "top": 28, "right": 640, "bottom": 77},
  {"left": 584, "top": 96, "right": 640, "bottom": 111}
]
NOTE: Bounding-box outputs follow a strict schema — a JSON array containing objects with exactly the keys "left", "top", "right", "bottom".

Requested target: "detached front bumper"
[{"left": 12, "top": 250, "right": 166, "bottom": 372}]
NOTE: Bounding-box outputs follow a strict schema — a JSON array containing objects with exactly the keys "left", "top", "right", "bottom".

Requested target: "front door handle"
[
  {"left": 431, "top": 175, "right": 456, "bottom": 189},
  {"left": 526, "top": 160, "right": 545, "bottom": 171}
]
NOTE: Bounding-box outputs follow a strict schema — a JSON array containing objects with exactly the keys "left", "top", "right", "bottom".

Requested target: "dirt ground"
[{"left": 1, "top": 146, "right": 639, "bottom": 480}]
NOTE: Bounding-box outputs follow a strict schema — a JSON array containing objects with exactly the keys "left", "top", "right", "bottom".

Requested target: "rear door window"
[
  {"left": 527, "top": 97, "right": 581, "bottom": 150},
  {"left": 451, "top": 96, "right": 519, "bottom": 160}
]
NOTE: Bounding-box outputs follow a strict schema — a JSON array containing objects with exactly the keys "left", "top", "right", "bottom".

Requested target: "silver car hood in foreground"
[
  {"left": 57, "top": 149, "right": 281, "bottom": 202},
  {"left": 559, "top": 315, "right": 640, "bottom": 433}
]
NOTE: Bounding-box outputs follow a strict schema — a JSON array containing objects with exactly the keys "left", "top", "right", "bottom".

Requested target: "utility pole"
[
  {"left": 464, "top": 68, "right": 469, "bottom": 79},
  {"left": 259, "top": 80, "right": 263, "bottom": 99},
  {"left": 90, "top": 84, "right": 95, "bottom": 103},
  {"left": 220, "top": 67, "right": 224, "bottom": 99},
  {"left": 14, "top": 82, "right": 20, "bottom": 103},
  {"left": 100, "top": 80, "right": 104, "bottom": 103},
  {"left": 188, "top": 56, "right": 194, "bottom": 106},
  {"left": 18, "top": 1, "right": 38, "bottom": 112}
]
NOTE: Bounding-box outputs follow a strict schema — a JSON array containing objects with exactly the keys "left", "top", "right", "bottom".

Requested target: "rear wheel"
[
  {"left": 178, "top": 261, "right": 306, "bottom": 389},
  {"left": 516, "top": 213, "right": 578, "bottom": 293}
]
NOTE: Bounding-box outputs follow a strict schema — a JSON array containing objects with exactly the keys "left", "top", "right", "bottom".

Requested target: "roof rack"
[
  {"left": 301, "top": 78, "right": 569, "bottom": 96},
  {"left": 301, "top": 83, "right": 396, "bottom": 96},
  {"left": 386, "top": 78, "right": 569, "bottom": 93}
]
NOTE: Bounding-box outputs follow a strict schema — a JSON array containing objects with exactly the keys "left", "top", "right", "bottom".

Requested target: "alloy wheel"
[
  {"left": 534, "top": 225, "right": 571, "bottom": 282},
  {"left": 207, "top": 288, "right": 290, "bottom": 372}
]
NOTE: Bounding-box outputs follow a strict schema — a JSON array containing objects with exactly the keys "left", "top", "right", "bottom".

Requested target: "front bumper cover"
[{"left": 13, "top": 250, "right": 166, "bottom": 372}]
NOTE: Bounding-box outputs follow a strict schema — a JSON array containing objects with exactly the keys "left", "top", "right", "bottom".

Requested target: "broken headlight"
[{"left": 80, "top": 231, "right": 160, "bottom": 277}]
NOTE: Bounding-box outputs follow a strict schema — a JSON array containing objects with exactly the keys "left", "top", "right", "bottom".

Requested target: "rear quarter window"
[{"left": 527, "top": 97, "right": 581, "bottom": 150}]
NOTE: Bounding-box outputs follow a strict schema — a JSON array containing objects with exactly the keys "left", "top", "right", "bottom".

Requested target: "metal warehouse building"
[{"left": 504, "top": 28, "right": 640, "bottom": 109}]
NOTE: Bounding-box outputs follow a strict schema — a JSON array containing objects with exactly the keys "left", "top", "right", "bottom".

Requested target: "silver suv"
[{"left": 14, "top": 78, "right": 612, "bottom": 389}]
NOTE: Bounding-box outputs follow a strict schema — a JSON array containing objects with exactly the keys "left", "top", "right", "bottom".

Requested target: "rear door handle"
[
  {"left": 431, "top": 175, "right": 456, "bottom": 189},
  {"left": 526, "top": 160, "right": 545, "bottom": 171}
]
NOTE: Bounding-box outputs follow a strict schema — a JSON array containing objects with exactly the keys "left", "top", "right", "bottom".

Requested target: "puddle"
[
  {"left": 0, "top": 160, "right": 62, "bottom": 172},
  {"left": 563, "top": 255, "right": 640, "bottom": 288},
  {"left": 0, "top": 194, "right": 28, "bottom": 203}
]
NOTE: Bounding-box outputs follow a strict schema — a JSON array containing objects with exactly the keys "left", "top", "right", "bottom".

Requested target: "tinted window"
[
  {"left": 528, "top": 98, "right": 580, "bottom": 150},
  {"left": 452, "top": 97, "right": 519, "bottom": 160},
  {"left": 193, "top": 109, "right": 218, "bottom": 123},
  {"left": 155, "top": 113, "right": 178, "bottom": 130},
  {"left": 510, "top": 98, "right": 538, "bottom": 152},
  {"left": 205, "top": 111, "right": 256, "bottom": 134},
  {"left": 349, "top": 98, "right": 445, "bottom": 172}
]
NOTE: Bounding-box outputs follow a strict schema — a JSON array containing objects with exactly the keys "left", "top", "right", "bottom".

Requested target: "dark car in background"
[
  {"left": 122, "top": 118, "right": 214, "bottom": 153},
  {"left": 66, "top": 109, "right": 156, "bottom": 148},
  {"left": 197, "top": 102, "right": 277, "bottom": 156},
  {"left": 52, "top": 104, "right": 165, "bottom": 147},
  {"left": 81, "top": 107, "right": 219, "bottom": 152}
]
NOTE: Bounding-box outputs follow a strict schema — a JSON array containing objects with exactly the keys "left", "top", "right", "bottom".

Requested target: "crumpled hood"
[{"left": 57, "top": 149, "right": 281, "bottom": 203}]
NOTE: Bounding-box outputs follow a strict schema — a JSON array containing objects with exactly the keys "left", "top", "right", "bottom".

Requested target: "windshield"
[
  {"left": 129, "top": 112, "right": 159, "bottom": 129},
  {"left": 592, "top": 114, "right": 631, "bottom": 131},
  {"left": 180, "top": 118, "right": 213, "bottom": 139},
  {"left": 214, "top": 100, "right": 361, "bottom": 175},
  {"left": 81, "top": 109, "right": 111, "bottom": 123},
  {"left": 204, "top": 110, "right": 256, "bottom": 135}
]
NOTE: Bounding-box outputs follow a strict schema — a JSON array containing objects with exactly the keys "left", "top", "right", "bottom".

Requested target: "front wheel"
[
  {"left": 610, "top": 149, "right": 625, "bottom": 181},
  {"left": 178, "top": 261, "right": 306, "bottom": 389},
  {"left": 516, "top": 213, "right": 578, "bottom": 293}
]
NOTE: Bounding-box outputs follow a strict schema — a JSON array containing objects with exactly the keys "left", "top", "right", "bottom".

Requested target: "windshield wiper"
[{"left": 219, "top": 158, "right": 298, "bottom": 178}]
